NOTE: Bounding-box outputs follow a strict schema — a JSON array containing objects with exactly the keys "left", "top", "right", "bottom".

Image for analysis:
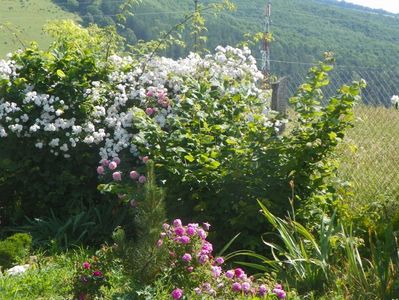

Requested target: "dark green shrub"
[
  {"left": 0, "top": 233, "right": 32, "bottom": 268},
  {"left": 0, "top": 139, "right": 102, "bottom": 226},
  {"left": 0, "top": 22, "right": 123, "bottom": 227}
]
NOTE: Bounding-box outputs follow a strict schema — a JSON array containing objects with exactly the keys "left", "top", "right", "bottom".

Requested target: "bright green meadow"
[{"left": 0, "top": 0, "right": 79, "bottom": 56}]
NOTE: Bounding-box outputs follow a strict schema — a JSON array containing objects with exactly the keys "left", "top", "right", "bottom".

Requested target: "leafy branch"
[{"left": 137, "top": 0, "right": 235, "bottom": 74}]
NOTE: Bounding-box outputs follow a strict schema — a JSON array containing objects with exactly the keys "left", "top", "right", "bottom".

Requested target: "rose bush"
[
  {"left": 152, "top": 219, "right": 287, "bottom": 299},
  {"left": 1, "top": 21, "right": 364, "bottom": 255},
  {"left": 0, "top": 21, "right": 275, "bottom": 230}
]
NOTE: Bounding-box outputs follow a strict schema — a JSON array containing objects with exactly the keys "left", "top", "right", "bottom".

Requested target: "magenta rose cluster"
[
  {"left": 73, "top": 259, "right": 107, "bottom": 300},
  {"left": 159, "top": 219, "right": 286, "bottom": 299},
  {"left": 96, "top": 156, "right": 148, "bottom": 183}
]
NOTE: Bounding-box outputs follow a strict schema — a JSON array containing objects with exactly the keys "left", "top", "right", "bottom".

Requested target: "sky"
[{"left": 342, "top": 0, "right": 399, "bottom": 13}]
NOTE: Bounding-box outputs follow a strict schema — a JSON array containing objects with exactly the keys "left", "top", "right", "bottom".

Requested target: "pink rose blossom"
[
  {"left": 234, "top": 268, "right": 245, "bottom": 278},
  {"left": 238, "top": 273, "right": 247, "bottom": 280},
  {"left": 211, "top": 265, "right": 222, "bottom": 277},
  {"left": 100, "top": 159, "right": 109, "bottom": 166},
  {"left": 187, "top": 266, "right": 194, "bottom": 272},
  {"left": 173, "top": 219, "right": 182, "bottom": 227},
  {"left": 82, "top": 262, "right": 90, "bottom": 269},
  {"left": 171, "top": 288, "right": 183, "bottom": 300},
  {"left": 174, "top": 227, "right": 185, "bottom": 236},
  {"left": 96, "top": 166, "right": 105, "bottom": 175},
  {"left": 93, "top": 270, "right": 102, "bottom": 277},
  {"left": 258, "top": 285, "right": 268, "bottom": 296},
  {"left": 201, "top": 241, "right": 213, "bottom": 254},
  {"left": 142, "top": 156, "right": 149, "bottom": 163},
  {"left": 198, "top": 254, "right": 209, "bottom": 264},
  {"left": 225, "top": 270, "right": 235, "bottom": 279},
  {"left": 232, "top": 282, "right": 242, "bottom": 292},
  {"left": 179, "top": 236, "right": 190, "bottom": 244},
  {"left": 112, "top": 171, "right": 122, "bottom": 181},
  {"left": 182, "top": 253, "right": 192, "bottom": 262},
  {"left": 156, "top": 239, "right": 163, "bottom": 247},
  {"left": 194, "top": 287, "right": 201, "bottom": 295},
  {"left": 215, "top": 257, "right": 224, "bottom": 265},
  {"left": 158, "top": 91, "right": 166, "bottom": 101},
  {"left": 197, "top": 229, "right": 207, "bottom": 239},
  {"left": 129, "top": 170, "right": 139, "bottom": 180},
  {"left": 146, "top": 91, "right": 153, "bottom": 97},
  {"left": 109, "top": 161, "right": 117, "bottom": 170},
  {"left": 242, "top": 282, "right": 251, "bottom": 293},
  {"left": 186, "top": 226, "right": 196, "bottom": 236},
  {"left": 273, "top": 288, "right": 286, "bottom": 299},
  {"left": 138, "top": 175, "right": 147, "bottom": 183},
  {"left": 113, "top": 157, "right": 121, "bottom": 164},
  {"left": 163, "top": 223, "right": 170, "bottom": 231},
  {"left": 145, "top": 107, "right": 155, "bottom": 116}
]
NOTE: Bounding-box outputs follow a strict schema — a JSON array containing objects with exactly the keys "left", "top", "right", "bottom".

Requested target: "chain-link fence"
[{"left": 271, "top": 61, "right": 399, "bottom": 206}]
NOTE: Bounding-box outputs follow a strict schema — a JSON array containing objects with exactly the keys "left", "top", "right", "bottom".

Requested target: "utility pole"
[{"left": 261, "top": 1, "right": 272, "bottom": 81}]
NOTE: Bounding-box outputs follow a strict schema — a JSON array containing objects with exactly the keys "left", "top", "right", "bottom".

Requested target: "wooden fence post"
[
  {"left": 271, "top": 77, "right": 287, "bottom": 113},
  {"left": 271, "top": 77, "right": 288, "bottom": 133}
]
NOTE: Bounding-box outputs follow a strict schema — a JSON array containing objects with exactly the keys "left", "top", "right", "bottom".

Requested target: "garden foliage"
[
  {"left": 228, "top": 201, "right": 399, "bottom": 299},
  {"left": 134, "top": 53, "right": 365, "bottom": 249},
  {"left": 1, "top": 17, "right": 397, "bottom": 300},
  {"left": 0, "top": 21, "right": 364, "bottom": 251}
]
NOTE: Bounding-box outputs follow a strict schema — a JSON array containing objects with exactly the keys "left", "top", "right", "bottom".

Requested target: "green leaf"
[
  {"left": 209, "top": 160, "right": 221, "bottom": 169},
  {"left": 328, "top": 132, "right": 337, "bottom": 141},
  {"left": 226, "top": 137, "right": 237, "bottom": 145},
  {"left": 56, "top": 69, "right": 66, "bottom": 78},
  {"left": 184, "top": 154, "right": 195, "bottom": 162}
]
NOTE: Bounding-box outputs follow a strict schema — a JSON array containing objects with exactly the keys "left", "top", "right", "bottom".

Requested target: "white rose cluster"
[
  {"left": 0, "top": 56, "right": 17, "bottom": 81},
  {"left": 0, "top": 46, "right": 272, "bottom": 159}
]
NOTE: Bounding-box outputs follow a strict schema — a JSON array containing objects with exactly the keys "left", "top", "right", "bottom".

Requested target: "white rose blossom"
[{"left": 0, "top": 46, "right": 277, "bottom": 159}]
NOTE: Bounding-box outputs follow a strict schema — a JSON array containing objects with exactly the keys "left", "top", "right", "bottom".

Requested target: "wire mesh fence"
[{"left": 271, "top": 61, "right": 399, "bottom": 205}]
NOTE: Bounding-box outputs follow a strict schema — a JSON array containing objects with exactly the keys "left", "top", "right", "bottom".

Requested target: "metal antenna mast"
[{"left": 261, "top": 1, "right": 272, "bottom": 80}]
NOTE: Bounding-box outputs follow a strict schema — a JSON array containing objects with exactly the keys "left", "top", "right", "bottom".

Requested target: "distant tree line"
[{"left": 53, "top": 0, "right": 399, "bottom": 103}]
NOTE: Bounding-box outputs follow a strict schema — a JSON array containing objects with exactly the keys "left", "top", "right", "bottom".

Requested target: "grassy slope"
[
  {"left": 0, "top": 0, "right": 79, "bottom": 57},
  {"left": 337, "top": 106, "right": 399, "bottom": 213}
]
